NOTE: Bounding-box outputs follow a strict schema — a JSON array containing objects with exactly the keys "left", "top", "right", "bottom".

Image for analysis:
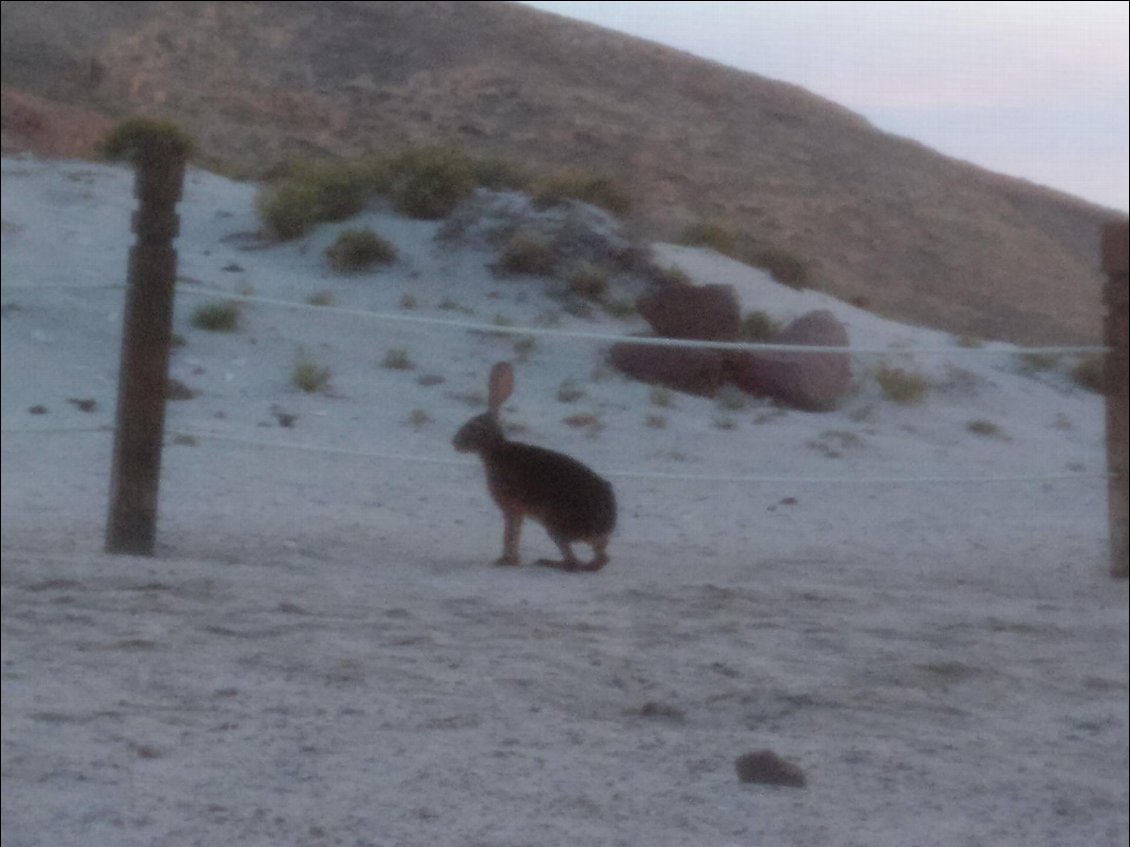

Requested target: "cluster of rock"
[{"left": 610, "top": 282, "right": 852, "bottom": 412}]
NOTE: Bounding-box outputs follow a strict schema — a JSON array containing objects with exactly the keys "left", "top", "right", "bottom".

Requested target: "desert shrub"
[
  {"left": 389, "top": 148, "right": 475, "bottom": 219},
  {"left": 101, "top": 118, "right": 194, "bottom": 164},
  {"left": 876, "top": 367, "right": 929, "bottom": 404},
  {"left": 191, "top": 301, "right": 240, "bottom": 332},
  {"left": 470, "top": 155, "right": 530, "bottom": 191},
  {"left": 556, "top": 379, "right": 585, "bottom": 404},
  {"left": 652, "top": 265, "right": 693, "bottom": 287},
  {"left": 408, "top": 408, "right": 432, "bottom": 427},
  {"left": 966, "top": 419, "right": 1003, "bottom": 438},
  {"left": 533, "top": 167, "right": 632, "bottom": 217},
  {"left": 751, "top": 248, "right": 811, "bottom": 290},
  {"left": 741, "top": 311, "right": 780, "bottom": 342},
  {"left": 1019, "top": 352, "right": 1060, "bottom": 373},
  {"left": 382, "top": 348, "right": 414, "bottom": 370},
  {"left": 513, "top": 336, "right": 537, "bottom": 361},
  {"left": 495, "top": 231, "right": 555, "bottom": 276},
  {"left": 649, "top": 386, "right": 675, "bottom": 408},
  {"left": 567, "top": 262, "right": 610, "bottom": 301},
  {"left": 603, "top": 297, "right": 636, "bottom": 320},
  {"left": 1071, "top": 354, "right": 1105, "bottom": 394},
  {"left": 258, "top": 160, "right": 366, "bottom": 240},
  {"left": 679, "top": 221, "right": 741, "bottom": 256},
  {"left": 326, "top": 228, "right": 396, "bottom": 272},
  {"left": 292, "top": 359, "right": 332, "bottom": 394}
]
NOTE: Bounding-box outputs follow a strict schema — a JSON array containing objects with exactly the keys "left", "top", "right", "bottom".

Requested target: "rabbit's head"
[{"left": 453, "top": 362, "right": 514, "bottom": 455}]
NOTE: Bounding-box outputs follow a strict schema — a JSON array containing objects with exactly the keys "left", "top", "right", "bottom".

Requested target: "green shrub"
[
  {"left": 603, "top": 298, "right": 636, "bottom": 320},
  {"left": 292, "top": 359, "right": 332, "bottom": 394},
  {"left": 382, "top": 348, "right": 414, "bottom": 370},
  {"left": 191, "top": 301, "right": 240, "bottom": 332},
  {"left": 101, "top": 119, "right": 194, "bottom": 164},
  {"left": 1071, "top": 354, "right": 1105, "bottom": 394},
  {"left": 751, "top": 248, "right": 811, "bottom": 289},
  {"left": 876, "top": 367, "right": 929, "bottom": 404},
  {"left": 679, "top": 221, "right": 740, "bottom": 256},
  {"left": 470, "top": 155, "right": 529, "bottom": 191},
  {"left": 556, "top": 379, "right": 585, "bottom": 404},
  {"left": 258, "top": 160, "right": 366, "bottom": 240},
  {"left": 741, "top": 311, "right": 780, "bottom": 342},
  {"left": 495, "top": 231, "right": 555, "bottom": 276},
  {"left": 326, "top": 228, "right": 397, "bottom": 272},
  {"left": 966, "top": 419, "right": 1003, "bottom": 438},
  {"left": 533, "top": 167, "right": 631, "bottom": 217},
  {"left": 389, "top": 148, "right": 475, "bottom": 219},
  {"left": 567, "top": 262, "right": 610, "bottom": 301}
]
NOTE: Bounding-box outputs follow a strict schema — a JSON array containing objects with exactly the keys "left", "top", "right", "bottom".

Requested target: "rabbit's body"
[{"left": 454, "top": 363, "right": 616, "bottom": 571}]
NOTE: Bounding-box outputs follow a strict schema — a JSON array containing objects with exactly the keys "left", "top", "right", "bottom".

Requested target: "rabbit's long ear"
[{"left": 488, "top": 362, "right": 515, "bottom": 412}]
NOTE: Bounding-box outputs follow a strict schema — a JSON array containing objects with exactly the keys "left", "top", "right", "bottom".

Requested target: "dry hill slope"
[{"left": 1, "top": 0, "right": 1121, "bottom": 343}]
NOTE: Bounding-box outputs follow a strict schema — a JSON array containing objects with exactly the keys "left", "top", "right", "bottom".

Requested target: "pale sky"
[{"left": 521, "top": 1, "right": 1130, "bottom": 211}]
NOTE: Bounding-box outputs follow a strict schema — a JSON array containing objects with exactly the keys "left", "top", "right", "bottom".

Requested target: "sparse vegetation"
[
  {"left": 956, "top": 335, "right": 984, "bottom": 349},
  {"left": 533, "top": 167, "right": 632, "bottom": 216},
  {"left": 388, "top": 148, "right": 476, "bottom": 220},
  {"left": 307, "top": 290, "right": 335, "bottom": 307},
  {"left": 101, "top": 118, "right": 194, "bottom": 164},
  {"left": 399, "top": 294, "right": 418, "bottom": 310},
  {"left": 967, "top": 419, "right": 1003, "bottom": 438},
  {"left": 713, "top": 416, "right": 739, "bottom": 431},
  {"left": 1020, "top": 352, "right": 1060, "bottom": 374},
  {"left": 1071, "top": 355, "right": 1105, "bottom": 394},
  {"left": 679, "top": 221, "right": 740, "bottom": 256},
  {"left": 495, "top": 231, "right": 555, "bottom": 276},
  {"left": 603, "top": 297, "right": 636, "bottom": 320},
  {"left": 292, "top": 358, "right": 332, "bottom": 394},
  {"left": 740, "top": 311, "right": 780, "bottom": 343},
  {"left": 563, "top": 413, "right": 602, "bottom": 433},
  {"left": 408, "top": 408, "right": 432, "bottom": 427},
  {"left": 382, "top": 348, "right": 415, "bottom": 370},
  {"left": 257, "top": 160, "right": 367, "bottom": 240},
  {"left": 645, "top": 414, "right": 667, "bottom": 429},
  {"left": 876, "top": 367, "right": 930, "bottom": 404},
  {"left": 566, "top": 262, "right": 610, "bottom": 301},
  {"left": 513, "top": 336, "right": 537, "bottom": 361},
  {"left": 326, "top": 228, "right": 397, "bottom": 273},
  {"left": 649, "top": 386, "right": 675, "bottom": 408},
  {"left": 556, "top": 379, "right": 585, "bottom": 404},
  {"left": 191, "top": 301, "right": 240, "bottom": 332},
  {"left": 751, "top": 248, "right": 811, "bottom": 290}
]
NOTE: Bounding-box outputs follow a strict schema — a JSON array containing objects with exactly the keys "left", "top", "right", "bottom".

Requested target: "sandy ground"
[{"left": 2, "top": 157, "right": 1127, "bottom": 846}]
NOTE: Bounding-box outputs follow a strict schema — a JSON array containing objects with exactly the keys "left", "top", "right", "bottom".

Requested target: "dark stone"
[{"left": 734, "top": 750, "right": 806, "bottom": 788}]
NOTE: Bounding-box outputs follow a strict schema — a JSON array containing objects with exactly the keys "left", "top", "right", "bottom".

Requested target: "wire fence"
[{"left": 1, "top": 279, "right": 1113, "bottom": 487}]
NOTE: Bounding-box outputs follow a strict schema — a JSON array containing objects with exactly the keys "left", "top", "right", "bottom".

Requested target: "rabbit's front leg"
[{"left": 496, "top": 508, "right": 523, "bottom": 566}]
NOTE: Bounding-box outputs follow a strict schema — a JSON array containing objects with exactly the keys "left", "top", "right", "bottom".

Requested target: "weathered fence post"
[
  {"left": 1102, "top": 221, "right": 1129, "bottom": 579},
  {"left": 105, "top": 124, "right": 189, "bottom": 555}
]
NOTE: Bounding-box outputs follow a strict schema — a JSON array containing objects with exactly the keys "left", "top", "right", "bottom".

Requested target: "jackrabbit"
[{"left": 453, "top": 362, "right": 616, "bottom": 571}]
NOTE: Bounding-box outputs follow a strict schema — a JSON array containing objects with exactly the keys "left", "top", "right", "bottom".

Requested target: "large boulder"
[
  {"left": 609, "top": 342, "right": 727, "bottom": 398},
  {"left": 637, "top": 283, "right": 741, "bottom": 341},
  {"left": 728, "top": 309, "right": 851, "bottom": 412}
]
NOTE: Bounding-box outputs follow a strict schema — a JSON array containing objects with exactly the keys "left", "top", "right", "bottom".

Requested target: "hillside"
[{"left": 0, "top": 0, "right": 1121, "bottom": 344}]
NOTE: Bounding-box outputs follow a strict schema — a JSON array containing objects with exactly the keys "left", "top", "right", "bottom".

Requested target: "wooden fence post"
[
  {"left": 105, "top": 143, "right": 186, "bottom": 555},
  {"left": 1102, "top": 221, "right": 1129, "bottom": 579}
]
